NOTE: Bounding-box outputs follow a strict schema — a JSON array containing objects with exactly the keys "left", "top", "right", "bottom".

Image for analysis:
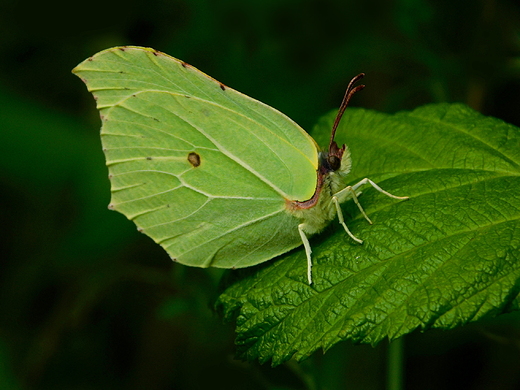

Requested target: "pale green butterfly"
[{"left": 73, "top": 46, "right": 408, "bottom": 285}]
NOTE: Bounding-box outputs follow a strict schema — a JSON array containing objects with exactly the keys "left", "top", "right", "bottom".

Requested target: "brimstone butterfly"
[{"left": 73, "top": 46, "right": 408, "bottom": 285}]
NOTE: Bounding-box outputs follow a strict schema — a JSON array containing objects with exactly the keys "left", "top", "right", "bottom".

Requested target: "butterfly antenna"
[{"left": 329, "top": 73, "right": 366, "bottom": 150}]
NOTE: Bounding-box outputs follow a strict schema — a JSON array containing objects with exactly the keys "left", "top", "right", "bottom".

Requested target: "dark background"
[{"left": 1, "top": 0, "right": 520, "bottom": 389}]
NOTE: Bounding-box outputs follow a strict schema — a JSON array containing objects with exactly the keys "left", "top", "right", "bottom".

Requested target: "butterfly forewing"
[{"left": 73, "top": 46, "right": 319, "bottom": 268}]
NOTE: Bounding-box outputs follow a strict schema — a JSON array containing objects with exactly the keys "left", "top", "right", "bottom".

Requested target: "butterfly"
[{"left": 73, "top": 46, "right": 408, "bottom": 285}]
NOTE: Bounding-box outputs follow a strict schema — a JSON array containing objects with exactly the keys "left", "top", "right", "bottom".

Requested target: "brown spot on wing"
[{"left": 188, "top": 152, "right": 201, "bottom": 167}]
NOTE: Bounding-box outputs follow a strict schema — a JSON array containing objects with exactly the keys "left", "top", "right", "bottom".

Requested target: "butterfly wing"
[{"left": 73, "top": 46, "right": 318, "bottom": 268}]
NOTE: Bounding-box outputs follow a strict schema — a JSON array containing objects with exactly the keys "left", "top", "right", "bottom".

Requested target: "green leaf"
[{"left": 216, "top": 103, "right": 520, "bottom": 365}]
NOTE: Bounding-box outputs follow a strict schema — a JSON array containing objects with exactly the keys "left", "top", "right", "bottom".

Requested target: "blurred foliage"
[{"left": 0, "top": 0, "right": 520, "bottom": 389}]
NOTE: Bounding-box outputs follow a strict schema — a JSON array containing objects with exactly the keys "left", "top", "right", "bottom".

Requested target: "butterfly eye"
[{"left": 327, "top": 155, "right": 341, "bottom": 171}]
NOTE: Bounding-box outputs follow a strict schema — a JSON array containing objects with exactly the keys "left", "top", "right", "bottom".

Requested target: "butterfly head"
[
  {"left": 319, "top": 140, "right": 346, "bottom": 174},
  {"left": 318, "top": 140, "right": 352, "bottom": 194}
]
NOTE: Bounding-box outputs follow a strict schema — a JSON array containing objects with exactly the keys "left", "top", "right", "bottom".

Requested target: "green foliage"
[{"left": 216, "top": 103, "right": 520, "bottom": 365}]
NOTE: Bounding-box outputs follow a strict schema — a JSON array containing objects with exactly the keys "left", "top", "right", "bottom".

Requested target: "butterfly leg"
[
  {"left": 333, "top": 179, "right": 408, "bottom": 244},
  {"left": 347, "top": 186, "right": 373, "bottom": 223},
  {"left": 351, "top": 178, "right": 409, "bottom": 201},
  {"left": 336, "top": 178, "right": 408, "bottom": 225},
  {"left": 332, "top": 196, "right": 363, "bottom": 243},
  {"left": 298, "top": 223, "right": 313, "bottom": 285}
]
